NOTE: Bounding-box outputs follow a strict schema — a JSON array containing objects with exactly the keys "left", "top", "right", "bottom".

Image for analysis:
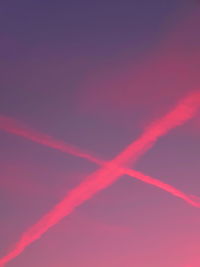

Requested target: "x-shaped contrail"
[{"left": 0, "top": 91, "right": 200, "bottom": 266}]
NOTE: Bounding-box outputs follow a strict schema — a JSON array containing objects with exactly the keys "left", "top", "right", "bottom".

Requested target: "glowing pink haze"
[{"left": 0, "top": 91, "right": 200, "bottom": 266}]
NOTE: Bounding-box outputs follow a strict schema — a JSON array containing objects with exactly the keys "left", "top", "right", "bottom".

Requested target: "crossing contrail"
[
  {"left": 0, "top": 93, "right": 199, "bottom": 205},
  {"left": 0, "top": 114, "right": 198, "bottom": 206},
  {"left": 0, "top": 113, "right": 198, "bottom": 206},
  {"left": 0, "top": 91, "right": 200, "bottom": 266}
]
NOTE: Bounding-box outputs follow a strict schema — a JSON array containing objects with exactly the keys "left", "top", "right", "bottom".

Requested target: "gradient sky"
[{"left": 0, "top": 1, "right": 200, "bottom": 267}]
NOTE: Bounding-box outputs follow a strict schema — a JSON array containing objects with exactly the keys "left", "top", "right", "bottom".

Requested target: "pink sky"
[{"left": 0, "top": 2, "right": 200, "bottom": 267}]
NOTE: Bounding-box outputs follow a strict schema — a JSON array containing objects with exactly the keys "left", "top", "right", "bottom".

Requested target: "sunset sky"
[{"left": 0, "top": 1, "right": 200, "bottom": 267}]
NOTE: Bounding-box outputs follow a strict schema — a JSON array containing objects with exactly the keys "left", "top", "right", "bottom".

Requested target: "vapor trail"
[
  {"left": 111, "top": 91, "right": 200, "bottom": 165},
  {"left": 125, "top": 169, "right": 200, "bottom": 207},
  {"left": 0, "top": 91, "right": 200, "bottom": 266},
  {"left": 0, "top": 93, "right": 199, "bottom": 206},
  {"left": 0, "top": 112, "right": 198, "bottom": 206},
  {"left": 0, "top": 116, "right": 101, "bottom": 165}
]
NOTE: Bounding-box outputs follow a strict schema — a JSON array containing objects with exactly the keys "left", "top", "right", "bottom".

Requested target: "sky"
[{"left": 0, "top": 1, "right": 200, "bottom": 267}]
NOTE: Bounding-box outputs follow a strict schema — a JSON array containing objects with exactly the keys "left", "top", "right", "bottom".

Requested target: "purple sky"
[{"left": 0, "top": 1, "right": 200, "bottom": 267}]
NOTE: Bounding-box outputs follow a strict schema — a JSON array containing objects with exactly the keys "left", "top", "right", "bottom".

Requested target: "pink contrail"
[
  {"left": 1, "top": 92, "right": 200, "bottom": 167},
  {"left": 0, "top": 93, "right": 199, "bottom": 206},
  {"left": 125, "top": 169, "right": 200, "bottom": 207},
  {"left": 0, "top": 115, "right": 198, "bottom": 207},
  {"left": 0, "top": 116, "right": 101, "bottom": 165},
  {"left": 112, "top": 91, "right": 200, "bottom": 165},
  {"left": 1, "top": 92, "right": 200, "bottom": 166},
  {"left": 0, "top": 91, "right": 200, "bottom": 266}
]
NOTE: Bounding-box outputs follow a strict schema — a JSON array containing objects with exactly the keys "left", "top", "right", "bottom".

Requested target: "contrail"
[
  {"left": 0, "top": 115, "right": 198, "bottom": 207},
  {"left": 1, "top": 92, "right": 199, "bottom": 167},
  {"left": 111, "top": 91, "right": 200, "bottom": 165},
  {"left": 124, "top": 169, "right": 200, "bottom": 207},
  {"left": 0, "top": 93, "right": 199, "bottom": 206},
  {"left": 0, "top": 91, "right": 200, "bottom": 266},
  {"left": 0, "top": 116, "right": 101, "bottom": 165}
]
